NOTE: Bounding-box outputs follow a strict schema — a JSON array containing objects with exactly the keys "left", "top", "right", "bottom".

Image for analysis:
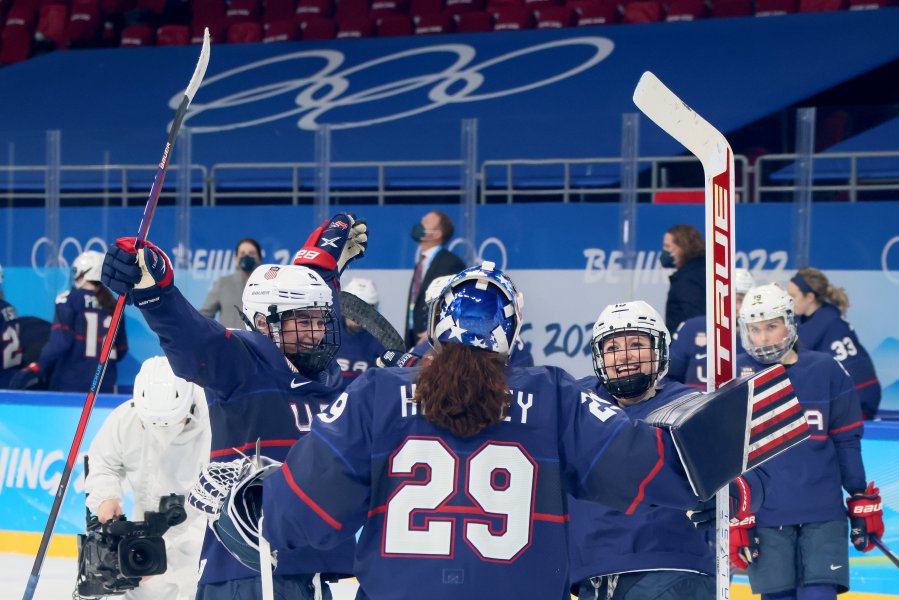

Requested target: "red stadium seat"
[
  {"left": 571, "top": 0, "right": 619, "bottom": 24},
  {"left": 225, "top": 0, "right": 261, "bottom": 28},
  {"left": 622, "top": 0, "right": 663, "bottom": 22},
  {"left": 849, "top": 0, "right": 895, "bottom": 8},
  {"left": 262, "top": 17, "right": 299, "bottom": 39},
  {"left": 453, "top": 8, "right": 492, "bottom": 29},
  {"left": 444, "top": 0, "right": 485, "bottom": 15},
  {"left": 336, "top": 13, "right": 374, "bottom": 35},
  {"left": 193, "top": 0, "right": 227, "bottom": 23},
  {"left": 413, "top": 10, "right": 453, "bottom": 30},
  {"left": 66, "top": 0, "right": 100, "bottom": 46},
  {"left": 370, "top": 0, "right": 409, "bottom": 18},
  {"left": 409, "top": 0, "right": 443, "bottom": 15},
  {"left": 754, "top": 0, "right": 796, "bottom": 14},
  {"left": 300, "top": 14, "right": 336, "bottom": 36},
  {"left": 263, "top": 0, "right": 296, "bottom": 21},
  {"left": 488, "top": 0, "right": 523, "bottom": 7},
  {"left": 101, "top": 0, "right": 137, "bottom": 16},
  {"left": 119, "top": 23, "right": 154, "bottom": 45},
  {"left": 526, "top": 0, "right": 563, "bottom": 8},
  {"left": 798, "top": 0, "right": 846, "bottom": 10},
  {"left": 137, "top": 0, "right": 166, "bottom": 16},
  {"left": 157, "top": 23, "right": 189, "bottom": 44},
  {"left": 5, "top": 4, "right": 36, "bottom": 28},
  {"left": 34, "top": 2, "right": 67, "bottom": 47},
  {"left": 535, "top": 4, "right": 576, "bottom": 25},
  {"left": 0, "top": 22, "right": 31, "bottom": 63},
  {"left": 227, "top": 19, "right": 263, "bottom": 41},
  {"left": 335, "top": 0, "right": 369, "bottom": 19},
  {"left": 492, "top": 4, "right": 534, "bottom": 27},
  {"left": 709, "top": 0, "right": 751, "bottom": 16},
  {"left": 295, "top": 0, "right": 334, "bottom": 23},
  {"left": 377, "top": 12, "right": 412, "bottom": 33},
  {"left": 666, "top": 0, "right": 707, "bottom": 19}
]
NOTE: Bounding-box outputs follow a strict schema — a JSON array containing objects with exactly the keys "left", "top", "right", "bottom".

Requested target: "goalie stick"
[
  {"left": 633, "top": 71, "right": 738, "bottom": 600},
  {"left": 21, "top": 31, "right": 211, "bottom": 600},
  {"left": 339, "top": 290, "right": 405, "bottom": 351}
]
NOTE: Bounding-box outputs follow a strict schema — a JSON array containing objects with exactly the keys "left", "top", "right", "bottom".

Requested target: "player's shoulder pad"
[
  {"left": 575, "top": 373, "right": 600, "bottom": 391},
  {"left": 55, "top": 290, "right": 71, "bottom": 304}
]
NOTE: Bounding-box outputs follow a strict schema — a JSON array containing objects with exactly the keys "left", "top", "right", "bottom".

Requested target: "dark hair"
[
  {"left": 795, "top": 267, "right": 849, "bottom": 314},
  {"left": 235, "top": 238, "right": 263, "bottom": 258},
  {"left": 414, "top": 344, "right": 509, "bottom": 438},
  {"left": 430, "top": 211, "right": 455, "bottom": 244},
  {"left": 666, "top": 224, "right": 704, "bottom": 265},
  {"left": 94, "top": 284, "right": 117, "bottom": 316}
]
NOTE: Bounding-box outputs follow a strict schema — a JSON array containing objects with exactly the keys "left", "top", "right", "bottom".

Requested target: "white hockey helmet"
[
  {"left": 591, "top": 301, "right": 670, "bottom": 400},
  {"left": 424, "top": 275, "right": 454, "bottom": 306},
  {"left": 72, "top": 250, "right": 104, "bottom": 284},
  {"left": 343, "top": 277, "right": 379, "bottom": 307},
  {"left": 734, "top": 268, "right": 756, "bottom": 296},
  {"left": 738, "top": 283, "right": 797, "bottom": 364},
  {"left": 133, "top": 356, "right": 195, "bottom": 427},
  {"left": 241, "top": 264, "right": 339, "bottom": 374}
]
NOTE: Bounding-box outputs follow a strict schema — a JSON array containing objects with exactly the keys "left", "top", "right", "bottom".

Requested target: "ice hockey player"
[
  {"left": 734, "top": 283, "right": 883, "bottom": 600},
  {"left": 101, "top": 213, "right": 366, "bottom": 600},
  {"left": 85, "top": 356, "right": 210, "bottom": 600},
  {"left": 335, "top": 277, "right": 385, "bottom": 388},
  {"left": 0, "top": 268, "right": 21, "bottom": 387}
]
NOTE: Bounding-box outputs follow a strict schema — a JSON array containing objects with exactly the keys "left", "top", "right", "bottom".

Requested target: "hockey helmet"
[
  {"left": 591, "top": 301, "right": 670, "bottom": 400},
  {"left": 428, "top": 262, "right": 522, "bottom": 357},
  {"left": 734, "top": 268, "right": 756, "bottom": 296},
  {"left": 241, "top": 264, "right": 339, "bottom": 374},
  {"left": 738, "top": 283, "right": 797, "bottom": 364},
  {"left": 72, "top": 250, "right": 104, "bottom": 285},
  {"left": 133, "top": 356, "right": 195, "bottom": 427},
  {"left": 343, "top": 277, "right": 379, "bottom": 308}
]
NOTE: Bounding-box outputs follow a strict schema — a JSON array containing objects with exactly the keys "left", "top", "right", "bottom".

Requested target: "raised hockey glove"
[
  {"left": 847, "top": 481, "right": 884, "bottom": 552},
  {"left": 376, "top": 350, "right": 426, "bottom": 369},
  {"left": 293, "top": 213, "right": 367, "bottom": 274},
  {"left": 102, "top": 238, "right": 174, "bottom": 308},
  {"left": 9, "top": 362, "right": 44, "bottom": 390}
]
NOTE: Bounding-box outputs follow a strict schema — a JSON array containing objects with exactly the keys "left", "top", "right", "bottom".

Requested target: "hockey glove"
[
  {"left": 686, "top": 476, "right": 753, "bottom": 532},
  {"left": 293, "top": 213, "right": 368, "bottom": 274},
  {"left": 847, "top": 481, "right": 884, "bottom": 552},
  {"left": 730, "top": 514, "right": 759, "bottom": 570},
  {"left": 9, "top": 362, "right": 44, "bottom": 390},
  {"left": 376, "top": 350, "right": 426, "bottom": 369},
  {"left": 102, "top": 238, "right": 174, "bottom": 308}
]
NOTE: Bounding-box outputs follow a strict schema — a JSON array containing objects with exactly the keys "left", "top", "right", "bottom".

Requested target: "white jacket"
[{"left": 85, "top": 391, "right": 211, "bottom": 600}]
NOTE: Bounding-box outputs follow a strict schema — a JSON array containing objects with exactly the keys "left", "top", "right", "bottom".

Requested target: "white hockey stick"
[{"left": 633, "top": 71, "right": 737, "bottom": 600}]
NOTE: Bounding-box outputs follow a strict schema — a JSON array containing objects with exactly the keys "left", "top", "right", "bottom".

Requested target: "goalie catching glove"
[
  {"left": 101, "top": 238, "right": 174, "bottom": 308},
  {"left": 293, "top": 213, "right": 367, "bottom": 275},
  {"left": 847, "top": 481, "right": 884, "bottom": 552},
  {"left": 189, "top": 456, "right": 281, "bottom": 571}
]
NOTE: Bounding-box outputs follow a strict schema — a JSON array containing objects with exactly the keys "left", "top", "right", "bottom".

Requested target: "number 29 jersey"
[{"left": 262, "top": 366, "right": 698, "bottom": 600}]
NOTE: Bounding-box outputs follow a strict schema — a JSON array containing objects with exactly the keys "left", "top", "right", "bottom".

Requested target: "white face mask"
[{"left": 146, "top": 420, "right": 187, "bottom": 445}]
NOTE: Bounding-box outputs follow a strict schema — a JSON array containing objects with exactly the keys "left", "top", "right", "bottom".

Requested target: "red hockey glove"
[
  {"left": 730, "top": 513, "right": 759, "bottom": 570},
  {"left": 102, "top": 237, "right": 173, "bottom": 308},
  {"left": 293, "top": 213, "right": 367, "bottom": 274},
  {"left": 9, "top": 362, "right": 44, "bottom": 390},
  {"left": 847, "top": 481, "right": 884, "bottom": 552}
]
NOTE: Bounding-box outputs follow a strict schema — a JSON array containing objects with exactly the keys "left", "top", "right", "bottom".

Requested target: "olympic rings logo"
[
  {"left": 31, "top": 236, "right": 108, "bottom": 273},
  {"left": 174, "top": 37, "right": 615, "bottom": 133},
  {"left": 449, "top": 236, "right": 508, "bottom": 271}
]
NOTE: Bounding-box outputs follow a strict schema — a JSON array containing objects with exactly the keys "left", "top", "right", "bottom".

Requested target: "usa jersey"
[
  {"left": 738, "top": 349, "right": 865, "bottom": 527},
  {"left": 37, "top": 289, "right": 128, "bottom": 392},
  {"left": 411, "top": 338, "right": 535, "bottom": 366},
  {"left": 335, "top": 320, "right": 385, "bottom": 389},
  {"left": 139, "top": 284, "right": 355, "bottom": 585},
  {"left": 668, "top": 316, "right": 744, "bottom": 388},
  {"left": 0, "top": 299, "right": 21, "bottom": 387},
  {"left": 797, "top": 303, "right": 881, "bottom": 418},
  {"left": 568, "top": 377, "right": 714, "bottom": 585},
  {"left": 262, "top": 366, "right": 700, "bottom": 600}
]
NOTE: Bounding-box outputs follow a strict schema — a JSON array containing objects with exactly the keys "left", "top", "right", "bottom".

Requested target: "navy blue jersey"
[
  {"left": 0, "top": 299, "right": 22, "bottom": 387},
  {"left": 138, "top": 283, "right": 354, "bottom": 585},
  {"left": 335, "top": 320, "right": 385, "bottom": 389},
  {"left": 568, "top": 376, "right": 713, "bottom": 585},
  {"left": 737, "top": 349, "right": 865, "bottom": 527},
  {"left": 411, "top": 338, "right": 535, "bottom": 366},
  {"left": 262, "top": 366, "right": 700, "bottom": 600},
  {"left": 797, "top": 303, "right": 881, "bottom": 418},
  {"left": 667, "top": 316, "right": 744, "bottom": 389},
  {"left": 37, "top": 288, "right": 127, "bottom": 393}
]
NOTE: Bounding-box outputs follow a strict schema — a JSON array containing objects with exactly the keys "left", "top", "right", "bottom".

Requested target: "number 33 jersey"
[{"left": 262, "top": 366, "right": 699, "bottom": 600}]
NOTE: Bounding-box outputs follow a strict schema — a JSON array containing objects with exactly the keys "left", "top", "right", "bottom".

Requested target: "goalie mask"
[
  {"left": 71, "top": 250, "right": 104, "bottom": 286},
  {"left": 739, "top": 283, "right": 797, "bottom": 364},
  {"left": 428, "top": 262, "right": 522, "bottom": 357},
  {"left": 242, "top": 264, "right": 339, "bottom": 374},
  {"left": 133, "top": 356, "right": 196, "bottom": 427},
  {"left": 592, "top": 301, "right": 670, "bottom": 400}
]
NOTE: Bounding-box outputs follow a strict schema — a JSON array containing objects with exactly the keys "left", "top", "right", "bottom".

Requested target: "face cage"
[
  {"left": 739, "top": 318, "right": 797, "bottom": 364},
  {"left": 265, "top": 305, "right": 340, "bottom": 375},
  {"left": 591, "top": 328, "right": 668, "bottom": 399}
]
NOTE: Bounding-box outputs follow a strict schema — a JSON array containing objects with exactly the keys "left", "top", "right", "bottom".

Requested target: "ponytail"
[{"left": 94, "top": 284, "right": 118, "bottom": 317}]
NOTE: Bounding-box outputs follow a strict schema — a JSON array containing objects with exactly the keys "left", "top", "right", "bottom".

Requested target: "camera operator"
[{"left": 85, "top": 356, "right": 210, "bottom": 600}]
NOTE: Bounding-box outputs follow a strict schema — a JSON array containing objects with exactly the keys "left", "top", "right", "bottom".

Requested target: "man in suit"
[{"left": 405, "top": 210, "right": 466, "bottom": 348}]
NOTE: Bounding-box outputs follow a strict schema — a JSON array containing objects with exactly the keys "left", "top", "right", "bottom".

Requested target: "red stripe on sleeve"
[
  {"left": 209, "top": 439, "right": 297, "bottom": 458},
  {"left": 283, "top": 462, "right": 343, "bottom": 531},
  {"left": 625, "top": 428, "right": 665, "bottom": 515},
  {"left": 830, "top": 420, "right": 863, "bottom": 435},
  {"left": 854, "top": 379, "right": 878, "bottom": 391}
]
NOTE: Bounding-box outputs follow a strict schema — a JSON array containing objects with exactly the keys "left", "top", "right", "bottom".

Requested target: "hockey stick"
[
  {"left": 633, "top": 71, "right": 737, "bottom": 600},
  {"left": 872, "top": 536, "right": 899, "bottom": 569},
  {"left": 21, "top": 31, "right": 211, "bottom": 600},
  {"left": 339, "top": 290, "right": 405, "bottom": 351}
]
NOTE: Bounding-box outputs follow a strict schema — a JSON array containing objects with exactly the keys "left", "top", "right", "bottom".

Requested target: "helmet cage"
[
  {"left": 592, "top": 327, "right": 669, "bottom": 400},
  {"left": 258, "top": 305, "right": 340, "bottom": 374},
  {"left": 739, "top": 317, "right": 797, "bottom": 364}
]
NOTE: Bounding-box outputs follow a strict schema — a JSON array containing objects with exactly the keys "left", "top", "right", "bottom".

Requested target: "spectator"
[
  {"left": 86, "top": 355, "right": 209, "bottom": 600},
  {"left": 661, "top": 224, "right": 705, "bottom": 333},
  {"left": 199, "top": 238, "right": 263, "bottom": 330},
  {"left": 787, "top": 267, "right": 881, "bottom": 419},
  {"left": 404, "top": 210, "right": 466, "bottom": 348},
  {"left": 335, "top": 277, "right": 386, "bottom": 388},
  {"left": 10, "top": 250, "right": 127, "bottom": 392}
]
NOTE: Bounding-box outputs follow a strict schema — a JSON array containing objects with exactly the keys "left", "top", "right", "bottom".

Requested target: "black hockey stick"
[
  {"left": 872, "top": 536, "right": 899, "bottom": 569},
  {"left": 21, "top": 31, "right": 211, "bottom": 600},
  {"left": 339, "top": 290, "right": 405, "bottom": 351}
]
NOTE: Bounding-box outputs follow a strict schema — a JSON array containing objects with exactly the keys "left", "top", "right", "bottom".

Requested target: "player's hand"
[
  {"left": 376, "top": 350, "right": 425, "bottom": 369},
  {"left": 9, "top": 362, "right": 44, "bottom": 390},
  {"left": 293, "top": 214, "right": 367, "bottom": 274},
  {"left": 730, "top": 513, "right": 759, "bottom": 570},
  {"left": 847, "top": 481, "right": 884, "bottom": 552},
  {"left": 102, "top": 238, "right": 173, "bottom": 307},
  {"left": 97, "top": 499, "right": 124, "bottom": 523},
  {"left": 686, "top": 476, "right": 752, "bottom": 532}
]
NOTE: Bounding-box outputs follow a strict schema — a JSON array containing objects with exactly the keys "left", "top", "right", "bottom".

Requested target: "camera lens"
[{"left": 118, "top": 537, "right": 166, "bottom": 577}]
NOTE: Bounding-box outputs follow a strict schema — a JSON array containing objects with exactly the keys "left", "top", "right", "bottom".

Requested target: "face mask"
[
  {"left": 659, "top": 250, "right": 676, "bottom": 269},
  {"left": 410, "top": 223, "right": 425, "bottom": 242},
  {"left": 238, "top": 255, "right": 257, "bottom": 273}
]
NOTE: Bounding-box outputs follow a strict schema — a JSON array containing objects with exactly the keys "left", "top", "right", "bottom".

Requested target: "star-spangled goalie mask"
[
  {"left": 738, "top": 283, "right": 797, "bottom": 364},
  {"left": 427, "top": 261, "right": 522, "bottom": 358},
  {"left": 241, "top": 264, "right": 340, "bottom": 374},
  {"left": 592, "top": 301, "right": 670, "bottom": 400}
]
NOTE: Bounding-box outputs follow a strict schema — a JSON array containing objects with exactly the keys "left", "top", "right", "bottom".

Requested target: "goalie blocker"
[{"left": 646, "top": 364, "right": 809, "bottom": 500}]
